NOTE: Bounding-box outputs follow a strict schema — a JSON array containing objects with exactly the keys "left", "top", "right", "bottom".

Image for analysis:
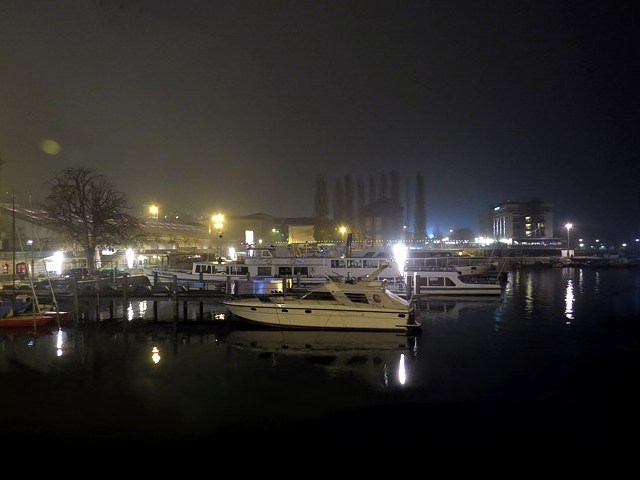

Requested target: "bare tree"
[{"left": 43, "top": 167, "right": 143, "bottom": 273}]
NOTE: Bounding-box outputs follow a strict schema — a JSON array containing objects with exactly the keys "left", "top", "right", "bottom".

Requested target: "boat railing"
[
  {"left": 406, "top": 266, "right": 458, "bottom": 273},
  {"left": 458, "top": 275, "right": 502, "bottom": 285}
]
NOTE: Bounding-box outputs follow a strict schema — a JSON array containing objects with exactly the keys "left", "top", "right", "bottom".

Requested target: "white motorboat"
[
  {"left": 222, "top": 267, "right": 419, "bottom": 332},
  {"left": 410, "top": 267, "right": 505, "bottom": 296}
]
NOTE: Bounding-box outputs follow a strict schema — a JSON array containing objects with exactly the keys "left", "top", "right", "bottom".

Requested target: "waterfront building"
[{"left": 479, "top": 199, "right": 562, "bottom": 246}]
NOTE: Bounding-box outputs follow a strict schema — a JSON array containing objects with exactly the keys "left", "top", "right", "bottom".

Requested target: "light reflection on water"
[
  {"left": 1, "top": 268, "right": 639, "bottom": 445},
  {"left": 565, "top": 279, "right": 575, "bottom": 322}
]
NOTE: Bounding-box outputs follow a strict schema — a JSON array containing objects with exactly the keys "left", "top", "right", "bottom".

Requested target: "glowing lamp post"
[
  {"left": 565, "top": 223, "right": 573, "bottom": 254},
  {"left": 149, "top": 205, "right": 160, "bottom": 264},
  {"left": 149, "top": 205, "right": 159, "bottom": 222},
  {"left": 212, "top": 213, "right": 224, "bottom": 260}
]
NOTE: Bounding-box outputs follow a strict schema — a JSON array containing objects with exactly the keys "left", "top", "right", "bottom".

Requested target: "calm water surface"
[{"left": 2, "top": 267, "right": 639, "bottom": 454}]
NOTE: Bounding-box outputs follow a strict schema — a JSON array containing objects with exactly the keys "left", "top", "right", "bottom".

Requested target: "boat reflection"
[
  {"left": 217, "top": 327, "right": 419, "bottom": 388},
  {"left": 1, "top": 321, "right": 420, "bottom": 390},
  {"left": 0, "top": 324, "right": 56, "bottom": 338},
  {"left": 417, "top": 295, "right": 504, "bottom": 322}
]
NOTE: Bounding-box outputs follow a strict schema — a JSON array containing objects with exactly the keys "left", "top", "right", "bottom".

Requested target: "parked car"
[
  {"left": 62, "top": 268, "right": 89, "bottom": 279},
  {"left": 96, "top": 267, "right": 125, "bottom": 279}
]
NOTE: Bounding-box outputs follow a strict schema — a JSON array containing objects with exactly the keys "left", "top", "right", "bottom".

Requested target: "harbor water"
[{"left": 1, "top": 267, "right": 639, "bottom": 456}]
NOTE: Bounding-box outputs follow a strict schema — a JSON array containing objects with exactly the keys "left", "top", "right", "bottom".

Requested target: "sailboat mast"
[{"left": 12, "top": 191, "right": 15, "bottom": 290}]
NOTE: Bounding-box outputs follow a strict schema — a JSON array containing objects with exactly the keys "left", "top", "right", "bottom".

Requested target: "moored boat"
[
  {"left": 0, "top": 309, "right": 57, "bottom": 328},
  {"left": 222, "top": 267, "right": 419, "bottom": 332},
  {"left": 0, "top": 295, "right": 69, "bottom": 328},
  {"left": 146, "top": 245, "right": 406, "bottom": 293},
  {"left": 404, "top": 249, "right": 499, "bottom": 277},
  {"left": 410, "top": 267, "right": 505, "bottom": 296}
]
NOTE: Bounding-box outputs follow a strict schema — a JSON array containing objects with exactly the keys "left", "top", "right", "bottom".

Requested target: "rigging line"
[
  {"left": 271, "top": 294, "right": 287, "bottom": 344},
  {"left": 319, "top": 282, "right": 338, "bottom": 332},
  {"left": 273, "top": 291, "right": 286, "bottom": 333},
  {"left": 13, "top": 219, "right": 40, "bottom": 330},
  {"left": 28, "top": 192, "right": 62, "bottom": 328}
]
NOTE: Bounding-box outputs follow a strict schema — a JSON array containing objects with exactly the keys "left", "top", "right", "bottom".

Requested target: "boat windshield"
[
  {"left": 301, "top": 291, "right": 336, "bottom": 301},
  {"left": 385, "top": 289, "right": 409, "bottom": 305}
]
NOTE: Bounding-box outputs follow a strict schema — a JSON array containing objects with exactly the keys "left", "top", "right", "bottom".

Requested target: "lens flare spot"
[{"left": 41, "top": 139, "right": 61, "bottom": 155}]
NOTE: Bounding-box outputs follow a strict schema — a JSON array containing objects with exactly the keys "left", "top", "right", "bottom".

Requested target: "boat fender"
[{"left": 310, "top": 267, "right": 315, "bottom": 273}]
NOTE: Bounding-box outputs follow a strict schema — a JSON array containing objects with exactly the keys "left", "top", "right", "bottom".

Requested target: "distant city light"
[{"left": 476, "top": 236, "right": 495, "bottom": 246}]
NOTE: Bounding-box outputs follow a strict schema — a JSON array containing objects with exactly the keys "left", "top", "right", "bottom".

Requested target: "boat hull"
[
  {"left": 0, "top": 315, "right": 56, "bottom": 328},
  {"left": 223, "top": 301, "right": 416, "bottom": 332}
]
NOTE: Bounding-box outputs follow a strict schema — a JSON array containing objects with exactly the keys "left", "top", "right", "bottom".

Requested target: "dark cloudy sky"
[{"left": 1, "top": 0, "right": 637, "bottom": 241}]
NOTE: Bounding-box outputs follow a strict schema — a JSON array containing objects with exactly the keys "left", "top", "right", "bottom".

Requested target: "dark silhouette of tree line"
[{"left": 313, "top": 170, "right": 427, "bottom": 244}]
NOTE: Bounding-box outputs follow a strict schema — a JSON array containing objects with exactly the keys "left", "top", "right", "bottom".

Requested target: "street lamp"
[
  {"left": 149, "top": 205, "right": 160, "bottom": 264},
  {"left": 212, "top": 213, "right": 224, "bottom": 261},
  {"left": 565, "top": 223, "right": 573, "bottom": 254}
]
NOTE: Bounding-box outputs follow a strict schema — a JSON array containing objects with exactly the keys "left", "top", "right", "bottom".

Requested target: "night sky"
[{"left": 1, "top": 0, "right": 637, "bottom": 241}]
